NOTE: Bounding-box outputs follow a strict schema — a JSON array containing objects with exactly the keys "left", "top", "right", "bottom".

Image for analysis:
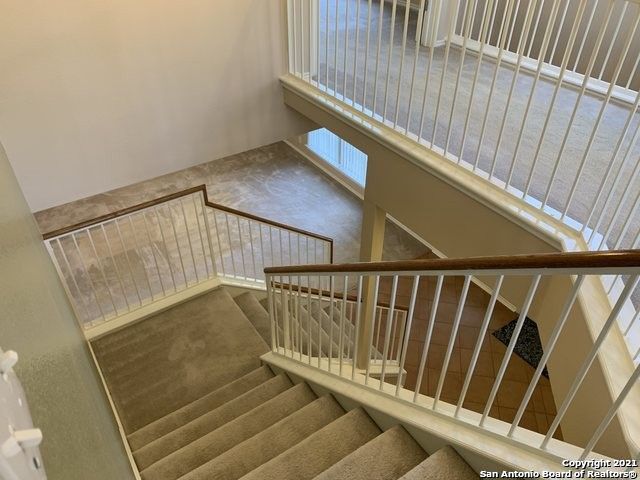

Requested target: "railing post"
[
  {"left": 200, "top": 194, "right": 218, "bottom": 279},
  {"left": 357, "top": 277, "right": 379, "bottom": 370},
  {"left": 355, "top": 199, "right": 386, "bottom": 369},
  {"left": 266, "top": 275, "right": 277, "bottom": 352}
]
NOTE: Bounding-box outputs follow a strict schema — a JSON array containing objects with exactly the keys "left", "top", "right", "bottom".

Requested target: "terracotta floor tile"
[
  {"left": 439, "top": 371, "right": 464, "bottom": 405},
  {"left": 462, "top": 400, "right": 485, "bottom": 415},
  {"left": 408, "top": 316, "right": 430, "bottom": 341},
  {"left": 530, "top": 383, "right": 547, "bottom": 414},
  {"left": 496, "top": 379, "right": 529, "bottom": 409},
  {"left": 518, "top": 411, "right": 539, "bottom": 432},
  {"left": 536, "top": 412, "right": 550, "bottom": 433},
  {"left": 437, "top": 276, "right": 464, "bottom": 304},
  {"left": 498, "top": 406, "right": 517, "bottom": 423},
  {"left": 433, "top": 301, "right": 459, "bottom": 324},
  {"left": 427, "top": 344, "right": 462, "bottom": 373},
  {"left": 460, "top": 305, "right": 488, "bottom": 327},
  {"left": 489, "top": 307, "right": 518, "bottom": 330},
  {"left": 404, "top": 339, "right": 426, "bottom": 368},
  {"left": 378, "top": 256, "right": 561, "bottom": 438},
  {"left": 541, "top": 385, "right": 558, "bottom": 415},
  {"left": 431, "top": 322, "right": 459, "bottom": 346},
  {"left": 502, "top": 358, "right": 531, "bottom": 383},
  {"left": 489, "top": 337, "right": 507, "bottom": 355},
  {"left": 464, "top": 375, "right": 495, "bottom": 405},
  {"left": 460, "top": 348, "right": 495, "bottom": 377},
  {"left": 465, "top": 284, "right": 491, "bottom": 308},
  {"left": 395, "top": 277, "right": 421, "bottom": 297},
  {"left": 459, "top": 326, "right": 492, "bottom": 351},
  {"left": 404, "top": 366, "right": 417, "bottom": 386}
]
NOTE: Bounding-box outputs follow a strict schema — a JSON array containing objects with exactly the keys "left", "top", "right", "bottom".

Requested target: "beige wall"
[
  {"left": 0, "top": 142, "right": 134, "bottom": 478},
  {"left": 0, "top": 0, "right": 313, "bottom": 212}
]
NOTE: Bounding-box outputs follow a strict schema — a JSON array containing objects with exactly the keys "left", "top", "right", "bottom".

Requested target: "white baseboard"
[{"left": 87, "top": 342, "right": 141, "bottom": 480}]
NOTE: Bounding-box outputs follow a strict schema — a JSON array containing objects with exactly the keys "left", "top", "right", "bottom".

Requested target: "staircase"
[{"left": 91, "top": 287, "right": 479, "bottom": 480}]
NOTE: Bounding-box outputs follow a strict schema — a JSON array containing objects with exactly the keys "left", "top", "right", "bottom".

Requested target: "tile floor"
[{"left": 375, "top": 271, "right": 562, "bottom": 439}]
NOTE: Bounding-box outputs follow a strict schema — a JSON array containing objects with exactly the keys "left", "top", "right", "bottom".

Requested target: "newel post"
[{"left": 355, "top": 199, "right": 386, "bottom": 370}]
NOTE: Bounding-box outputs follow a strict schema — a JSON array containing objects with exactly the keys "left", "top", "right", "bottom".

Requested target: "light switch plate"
[{"left": 0, "top": 348, "right": 46, "bottom": 480}]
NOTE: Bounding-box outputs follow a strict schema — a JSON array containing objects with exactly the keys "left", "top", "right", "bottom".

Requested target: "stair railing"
[
  {"left": 43, "top": 185, "right": 333, "bottom": 330},
  {"left": 271, "top": 281, "right": 409, "bottom": 369},
  {"left": 264, "top": 250, "right": 640, "bottom": 463}
]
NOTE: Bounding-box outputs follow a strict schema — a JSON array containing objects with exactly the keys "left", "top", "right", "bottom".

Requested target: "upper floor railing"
[
  {"left": 286, "top": 0, "right": 640, "bottom": 262},
  {"left": 264, "top": 250, "right": 640, "bottom": 463},
  {"left": 43, "top": 185, "right": 333, "bottom": 330}
]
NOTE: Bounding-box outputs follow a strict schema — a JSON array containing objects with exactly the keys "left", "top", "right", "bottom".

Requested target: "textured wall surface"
[
  {"left": 0, "top": 0, "right": 313, "bottom": 211},
  {"left": 0, "top": 142, "right": 134, "bottom": 479}
]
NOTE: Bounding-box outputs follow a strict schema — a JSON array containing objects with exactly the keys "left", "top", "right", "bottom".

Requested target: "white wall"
[
  {"left": 0, "top": 0, "right": 314, "bottom": 212},
  {"left": 0, "top": 141, "right": 134, "bottom": 479}
]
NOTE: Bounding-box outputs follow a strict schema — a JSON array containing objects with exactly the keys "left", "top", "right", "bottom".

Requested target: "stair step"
[
  {"left": 266, "top": 294, "right": 355, "bottom": 358},
  {"left": 259, "top": 297, "right": 269, "bottom": 311},
  {"left": 309, "top": 302, "right": 352, "bottom": 356},
  {"left": 140, "top": 382, "right": 317, "bottom": 480},
  {"left": 239, "top": 407, "right": 381, "bottom": 480},
  {"left": 296, "top": 305, "right": 332, "bottom": 357},
  {"left": 313, "top": 425, "right": 427, "bottom": 480},
  {"left": 323, "top": 303, "right": 356, "bottom": 347},
  {"left": 179, "top": 395, "right": 345, "bottom": 480},
  {"left": 91, "top": 288, "right": 269, "bottom": 433},
  {"left": 269, "top": 295, "right": 339, "bottom": 357},
  {"left": 399, "top": 446, "right": 479, "bottom": 480},
  {"left": 133, "top": 373, "right": 292, "bottom": 469},
  {"left": 233, "top": 292, "right": 271, "bottom": 345},
  {"left": 127, "top": 365, "right": 274, "bottom": 450},
  {"left": 324, "top": 303, "right": 356, "bottom": 338}
]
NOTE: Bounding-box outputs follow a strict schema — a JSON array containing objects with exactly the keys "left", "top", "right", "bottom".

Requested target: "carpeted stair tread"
[
  {"left": 127, "top": 365, "right": 274, "bottom": 451},
  {"left": 269, "top": 296, "right": 339, "bottom": 357},
  {"left": 239, "top": 407, "right": 381, "bottom": 480},
  {"left": 295, "top": 305, "right": 332, "bottom": 358},
  {"left": 324, "top": 304, "right": 355, "bottom": 334},
  {"left": 309, "top": 303, "right": 351, "bottom": 356},
  {"left": 299, "top": 304, "right": 341, "bottom": 357},
  {"left": 179, "top": 395, "right": 345, "bottom": 480},
  {"left": 259, "top": 297, "right": 270, "bottom": 311},
  {"left": 399, "top": 446, "right": 479, "bottom": 480},
  {"left": 140, "top": 382, "right": 317, "bottom": 480},
  {"left": 313, "top": 425, "right": 427, "bottom": 480},
  {"left": 134, "top": 373, "right": 292, "bottom": 469},
  {"left": 233, "top": 292, "right": 272, "bottom": 345},
  {"left": 92, "top": 288, "right": 270, "bottom": 433}
]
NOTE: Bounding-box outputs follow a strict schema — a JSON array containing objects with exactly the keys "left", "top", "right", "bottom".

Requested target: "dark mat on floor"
[{"left": 492, "top": 317, "right": 549, "bottom": 378}]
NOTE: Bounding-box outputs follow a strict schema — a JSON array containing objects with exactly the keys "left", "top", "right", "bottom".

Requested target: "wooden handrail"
[
  {"left": 271, "top": 281, "right": 409, "bottom": 312},
  {"left": 42, "top": 186, "right": 204, "bottom": 240},
  {"left": 42, "top": 185, "right": 335, "bottom": 254},
  {"left": 264, "top": 250, "right": 640, "bottom": 275}
]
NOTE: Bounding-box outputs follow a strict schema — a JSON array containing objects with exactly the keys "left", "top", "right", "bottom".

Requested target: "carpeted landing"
[{"left": 92, "top": 287, "right": 480, "bottom": 479}]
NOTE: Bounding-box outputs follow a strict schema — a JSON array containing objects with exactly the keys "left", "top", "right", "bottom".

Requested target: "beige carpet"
[
  {"left": 92, "top": 286, "right": 480, "bottom": 479},
  {"left": 91, "top": 287, "right": 269, "bottom": 432}
]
